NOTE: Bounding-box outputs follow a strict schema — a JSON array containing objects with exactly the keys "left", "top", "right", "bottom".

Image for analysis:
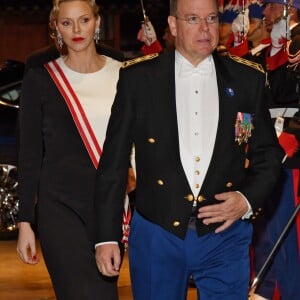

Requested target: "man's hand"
[
  {"left": 95, "top": 244, "right": 121, "bottom": 277},
  {"left": 197, "top": 191, "right": 248, "bottom": 233}
]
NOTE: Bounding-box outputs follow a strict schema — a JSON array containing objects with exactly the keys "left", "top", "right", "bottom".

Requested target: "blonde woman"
[{"left": 17, "top": 1, "right": 122, "bottom": 299}]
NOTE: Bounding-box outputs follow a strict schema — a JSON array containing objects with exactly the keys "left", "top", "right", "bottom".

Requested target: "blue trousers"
[{"left": 128, "top": 211, "right": 252, "bottom": 300}]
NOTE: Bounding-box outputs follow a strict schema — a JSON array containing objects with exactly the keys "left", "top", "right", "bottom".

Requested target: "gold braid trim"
[
  {"left": 229, "top": 55, "right": 265, "bottom": 73},
  {"left": 287, "top": 40, "right": 300, "bottom": 71},
  {"left": 122, "top": 53, "right": 159, "bottom": 68}
]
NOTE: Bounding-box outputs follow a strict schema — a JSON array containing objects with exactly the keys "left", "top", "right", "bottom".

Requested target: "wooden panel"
[
  {"left": 0, "top": 12, "right": 121, "bottom": 64},
  {"left": 101, "top": 13, "right": 121, "bottom": 49},
  {"left": 0, "top": 23, "right": 49, "bottom": 63},
  {"left": 0, "top": 240, "right": 198, "bottom": 299}
]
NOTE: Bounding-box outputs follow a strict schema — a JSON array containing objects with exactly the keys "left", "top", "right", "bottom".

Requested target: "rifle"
[
  {"left": 140, "top": 0, "right": 153, "bottom": 44},
  {"left": 283, "top": 0, "right": 290, "bottom": 49},
  {"left": 241, "top": 0, "right": 246, "bottom": 40},
  {"left": 249, "top": 202, "right": 300, "bottom": 295}
]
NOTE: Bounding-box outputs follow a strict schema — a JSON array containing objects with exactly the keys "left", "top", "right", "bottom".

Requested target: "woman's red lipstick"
[{"left": 72, "top": 37, "right": 84, "bottom": 42}]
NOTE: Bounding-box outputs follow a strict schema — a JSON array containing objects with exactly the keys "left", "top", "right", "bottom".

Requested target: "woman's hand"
[{"left": 16, "top": 222, "right": 39, "bottom": 264}]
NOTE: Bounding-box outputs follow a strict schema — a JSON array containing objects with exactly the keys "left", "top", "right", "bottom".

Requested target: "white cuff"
[
  {"left": 95, "top": 241, "right": 118, "bottom": 249},
  {"left": 235, "top": 191, "right": 253, "bottom": 219}
]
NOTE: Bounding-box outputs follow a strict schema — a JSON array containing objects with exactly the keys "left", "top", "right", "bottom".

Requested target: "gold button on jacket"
[
  {"left": 148, "top": 138, "right": 155, "bottom": 143},
  {"left": 173, "top": 221, "right": 180, "bottom": 227},
  {"left": 198, "top": 195, "right": 205, "bottom": 203},
  {"left": 185, "top": 194, "right": 194, "bottom": 202},
  {"left": 226, "top": 182, "right": 233, "bottom": 188}
]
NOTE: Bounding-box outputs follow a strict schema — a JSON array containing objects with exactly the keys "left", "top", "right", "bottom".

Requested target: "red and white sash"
[
  {"left": 45, "top": 60, "right": 131, "bottom": 248},
  {"left": 45, "top": 60, "right": 101, "bottom": 168}
]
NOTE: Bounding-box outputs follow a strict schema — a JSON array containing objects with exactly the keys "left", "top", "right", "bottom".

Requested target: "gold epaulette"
[
  {"left": 229, "top": 55, "right": 265, "bottom": 73},
  {"left": 122, "top": 53, "right": 159, "bottom": 68}
]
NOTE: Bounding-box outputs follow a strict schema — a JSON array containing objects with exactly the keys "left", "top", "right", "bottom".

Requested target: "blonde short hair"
[{"left": 52, "top": 0, "right": 99, "bottom": 19}]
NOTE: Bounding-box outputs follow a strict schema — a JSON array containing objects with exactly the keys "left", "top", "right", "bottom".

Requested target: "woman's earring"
[
  {"left": 57, "top": 31, "right": 63, "bottom": 48},
  {"left": 94, "top": 28, "right": 100, "bottom": 44}
]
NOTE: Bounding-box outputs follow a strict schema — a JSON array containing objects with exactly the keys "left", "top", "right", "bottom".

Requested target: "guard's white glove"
[
  {"left": 271, "top": 16, "right": 291, "bottom": 49},
  {"left": 232, "top": 9, "right": 249, "bottom": 44},
  {"left": 137, "top": 20, "right": 157, "bottom": 46}
]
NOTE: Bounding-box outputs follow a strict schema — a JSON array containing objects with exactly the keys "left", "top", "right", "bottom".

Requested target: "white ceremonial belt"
[{"left": 269, "top": 107, "right": 299, "bottom": 119}]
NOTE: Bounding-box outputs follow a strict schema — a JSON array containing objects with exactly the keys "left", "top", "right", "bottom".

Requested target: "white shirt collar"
[{"left": 175, "top": 50, "right": 213, "bottom": 77}]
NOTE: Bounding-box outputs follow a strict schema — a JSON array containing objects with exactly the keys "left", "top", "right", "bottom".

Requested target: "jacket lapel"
[{"left": 150, "top": 51, "right": 191, "bottom": 187}]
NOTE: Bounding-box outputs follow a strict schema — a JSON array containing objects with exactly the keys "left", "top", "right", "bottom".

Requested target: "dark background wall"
[{"left": 0, "top": 0, "right": 169, "bottom": 62}]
